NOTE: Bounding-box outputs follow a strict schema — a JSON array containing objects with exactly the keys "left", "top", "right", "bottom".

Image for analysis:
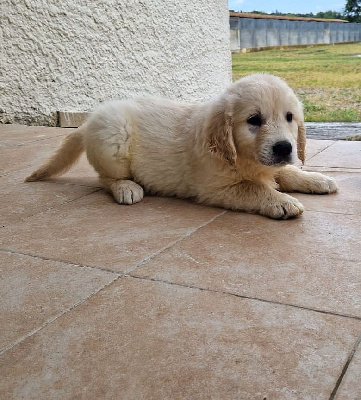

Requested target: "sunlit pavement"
[{"left": 1, "top": 124, "right": 360, "bottom": 399}]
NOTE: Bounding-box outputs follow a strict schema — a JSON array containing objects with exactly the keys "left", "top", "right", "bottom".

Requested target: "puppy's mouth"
[
  {"left": 260, "top": 156, "right": 292, "bottom": 167},
  {"left": 258, "top": 141, "right": 294, "bottom": 167}
]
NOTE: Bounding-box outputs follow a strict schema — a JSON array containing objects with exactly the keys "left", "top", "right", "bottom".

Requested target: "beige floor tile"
[
  {"left": 1, "top": 277, "right": 360, "bottom": 399},
  {"left": 307, "top": 141, "right": 361, "bottom": 169},
  {"left": 290, "top": 139, "right": 334, "bottom": 169},
  {"left": 293, "top": 171, "right": 361, "bottom": 215},
  {"left": 2, "top": 125, "right": 360, "bottom": 398},
  {"left": 0, "top": 124, "right": 65, "bottom": 146},
  {"left": 0, "top": 172, "right": 99, "bottom": 227},
  {"left": 1, "top": 132, "right": 97, "bottom": 180},
  {"left": 335, "top": 338, "right": 361, "bottom": 400},
  {"left": 0, "top": 251, "right": 117, "bottom": 352},
  {"left": 133, "top": 210, "right": 361, "bottom": 317},
  {"left": 1, "top": 138, "right": 62, "bottom": 175},
  {"left": 305, "top": 139, "right": 336, "bottom": 162},
  {"left": 0, "top": 124, "right": 99, "bottom": 183},
  {"left": 44, "top": 154, "right": 100, "bottom": 186},
  {"left": 0, "top": 125, "right": 98, "bottom": 185},
  {"left": 0, "top": 192, "right": 224, "bottom": 272}
]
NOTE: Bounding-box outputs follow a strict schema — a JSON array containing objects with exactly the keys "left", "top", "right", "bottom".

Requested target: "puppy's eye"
[
  {"left": 286, "top": 112, "right": 293, "bottom": 122},
  {"left": 247, "top": 114, "right": 262, "bottom": 127}
]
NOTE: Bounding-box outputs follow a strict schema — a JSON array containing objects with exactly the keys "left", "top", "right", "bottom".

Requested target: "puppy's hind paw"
[{"left": 111, "top": 180, "right": 144, "bottom": 205}]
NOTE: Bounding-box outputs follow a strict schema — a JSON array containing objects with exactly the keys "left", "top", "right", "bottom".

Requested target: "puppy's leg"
[
  {"left": 276, "top": 165, "right": 338, "bottom": 194},
  {"left": 100, "top": 177, "right": 144, "bottom": 205},
  {"left": 94, "top": 156, "right": 144, "bottom": 205},
  {"left": 83, "top": 106, "right": 145, "bottom": 205},
  {"left": 204, "top": 181, "right": 304, "bottom": 219}
]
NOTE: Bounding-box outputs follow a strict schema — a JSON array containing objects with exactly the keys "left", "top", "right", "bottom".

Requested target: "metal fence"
[{"left": 230, "top": 15, "right": 361, "bottom": 51}]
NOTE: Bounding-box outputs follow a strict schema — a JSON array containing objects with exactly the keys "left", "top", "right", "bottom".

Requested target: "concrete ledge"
[
  {"left": 305, "top": 122, "right": 361, "bottom": 140},
  {"left": 58, "top": 112, "right": 89, "bottom": 128}
]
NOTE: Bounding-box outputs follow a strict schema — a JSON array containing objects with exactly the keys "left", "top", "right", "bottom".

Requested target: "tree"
[
  {"left": 344, "top": 0, "right": 361, "bottom": 22},
  {"left": 315, "top": 10, "right": 345, "bottom": 20}
]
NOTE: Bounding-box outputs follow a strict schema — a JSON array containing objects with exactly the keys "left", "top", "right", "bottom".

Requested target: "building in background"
[{"left": 230, "top": 12, "right": 361, "bottom": 52}]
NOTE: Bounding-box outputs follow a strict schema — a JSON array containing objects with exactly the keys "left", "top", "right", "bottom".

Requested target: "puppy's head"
[{"left": 205, "top": 73, "right": 306, "bottom": 167}]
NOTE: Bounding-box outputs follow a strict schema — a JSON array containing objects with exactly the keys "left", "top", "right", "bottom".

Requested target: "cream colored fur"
[{"left": 26, "top": 73, "right": 337, "bottom": 219}]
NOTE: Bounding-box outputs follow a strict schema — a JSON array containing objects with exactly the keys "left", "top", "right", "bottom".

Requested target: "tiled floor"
[{"left": 0, "top": 124, "right": 360, "bottom": 399}]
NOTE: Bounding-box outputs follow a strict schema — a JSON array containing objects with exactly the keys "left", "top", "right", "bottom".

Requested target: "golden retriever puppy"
[{"left": 26, "top": 73, "right": 337, "bottom": 219}]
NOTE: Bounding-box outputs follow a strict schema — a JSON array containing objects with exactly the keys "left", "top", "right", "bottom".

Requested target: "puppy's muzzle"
[{"left": 272, "top": 141, "right": 292, "bottom": 164}]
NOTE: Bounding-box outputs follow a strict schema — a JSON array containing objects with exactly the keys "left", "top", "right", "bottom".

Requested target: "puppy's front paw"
[
  {"left": 111, "top": 180, "right": 144, "bottom": 205},
  {"left": 306, "top": 173, "right": 338, "bottom": 194},
  {"left": 263, "top": 194, "right": 304, "bottom": 220}
]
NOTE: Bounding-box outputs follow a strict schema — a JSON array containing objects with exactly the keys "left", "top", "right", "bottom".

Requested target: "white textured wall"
[{"left": 0, "top": 1, "right": 231, "bottom": 125}]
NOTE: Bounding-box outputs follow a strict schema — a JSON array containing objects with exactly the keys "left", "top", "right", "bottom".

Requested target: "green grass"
[
  {"left": 232, "top": 43, "right": 361, "bottom": 122},
  {"left": 302, "top": 97, "right": 360, "bottom": 122}
]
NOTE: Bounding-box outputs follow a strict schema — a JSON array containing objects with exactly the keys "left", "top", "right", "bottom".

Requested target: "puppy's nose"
[{"left": 273, "top": 141, "right": 292, "bottom": 158}]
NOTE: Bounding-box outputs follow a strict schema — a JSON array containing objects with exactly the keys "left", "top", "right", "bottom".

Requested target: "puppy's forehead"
[
  {"left": 229, "top": 74, "right": 301, "bottom": 117},
  {"left": 232, "top": 75, "right": 294, "bottom": 99}
]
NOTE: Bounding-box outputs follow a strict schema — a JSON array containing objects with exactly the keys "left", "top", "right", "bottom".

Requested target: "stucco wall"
[{"left": 0, "top": 1, "right": 231, "bottom": 125}]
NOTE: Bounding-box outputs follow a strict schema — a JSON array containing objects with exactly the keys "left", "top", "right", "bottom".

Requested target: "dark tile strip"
[{"left": 329, "top": 331, "right": 361, "bottom": 399}]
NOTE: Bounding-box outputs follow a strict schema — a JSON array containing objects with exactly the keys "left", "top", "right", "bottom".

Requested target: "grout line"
[
  {"left": 1, "top": 210, "right": 227, "bottom": 275},
  {"left": 0, "top": 210, "right": 227, "bottom": 276},
  {"left": 305, "top": 141, "right": 337, "bottom": 163},
  {"left": 304, "top": 208, "right": 361, "bottom": 217},
  {"left": 0, "top": 133, "right": 66, "bottom": 149},
  {"left": 125, "top": 210, "right": 228, "bottom": 274},
  {"left": 303, "top": 166, "right": 361, "bottom": 171},
  {"left": 0, "top": 274, "right": 123, "bottom": 356},
  {"left": 0, "top": 211, "right": 227, "bottom": 353},
  {"left": 24, "top": 178, "right": 102, "bottom": 189},
  {"left": 1, "top": 188, "right": 102, "bottom": 228},
  {"left": 0, "top": 248, "right": 120, "bottom": 275},
  {"left": 329, "top": 331, "right": 361, "bottom": 400},
  {"left": 127, "top": 274, "right": 361, "bottom": 322},
  {"left": 3, "top": 245, "right": 360, "bottom": 326}
]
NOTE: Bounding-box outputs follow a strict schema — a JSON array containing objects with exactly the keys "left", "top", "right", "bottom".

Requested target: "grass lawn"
[{"left": 232, "top": 43, "right": 361, "bottom": 122}]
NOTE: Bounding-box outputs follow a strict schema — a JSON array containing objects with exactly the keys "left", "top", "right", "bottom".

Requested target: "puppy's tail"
[{"left": 25, "top": 125, "right": 86, "bottom": 182}]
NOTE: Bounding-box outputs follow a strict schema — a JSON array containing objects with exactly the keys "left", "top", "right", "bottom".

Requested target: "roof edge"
[{"left": 229, "top": 11, "right": 348, "bottom": 23}]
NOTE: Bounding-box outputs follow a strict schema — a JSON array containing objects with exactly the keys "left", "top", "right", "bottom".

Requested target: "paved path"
[
  {"left": 306, "top": 122, "right": 361, "bottom": 140},
  {"left": 1, "top": 124, "right": 361, "bottom": 399}
]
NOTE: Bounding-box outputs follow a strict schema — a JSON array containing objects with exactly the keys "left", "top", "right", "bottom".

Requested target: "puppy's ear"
[
  {"left": 205, "top": 102, "right": 237, "bottom": 165},
  {"left": 297, "top": 120, "right": 306, "bottom": 164}
]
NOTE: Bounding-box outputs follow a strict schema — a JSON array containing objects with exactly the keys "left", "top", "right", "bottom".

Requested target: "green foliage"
[
  {"left": 344, "top": 0, "right": 361, "bottom": 22},
  {"left": 301, "top": 98, "right": 360, "bottom": 122},
  {"left": 273, "top": 11, "right": 345, "bottom": 20},
  {"left": 315, "top": 10, "right": 345, "bottom": 20},
  {"left": 303, "top": 107, "right": 360, "bottom": 122},
  {"left": 236, "top": 9, "right": 346, "bottom": 20},
  {"left": 345, "top": 134, "right": 361, "bottom": 140}
]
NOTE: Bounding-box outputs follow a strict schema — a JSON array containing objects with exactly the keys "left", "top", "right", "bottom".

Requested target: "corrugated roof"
[{"left": 229, "top": 11, "right": 348, "bottom": 23}]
